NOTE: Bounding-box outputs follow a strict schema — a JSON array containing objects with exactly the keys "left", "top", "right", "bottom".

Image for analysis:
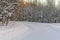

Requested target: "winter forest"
[{"left": 0, "top": 0, "right": 60, "bottom": 23}]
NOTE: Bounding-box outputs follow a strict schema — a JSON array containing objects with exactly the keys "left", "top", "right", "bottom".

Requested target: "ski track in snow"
[
  {"left": 0, "top": 21, "right": 60, "bottom": 40},
  {"left": 0, "top": 21, "right": 32, "bottom": 40}
]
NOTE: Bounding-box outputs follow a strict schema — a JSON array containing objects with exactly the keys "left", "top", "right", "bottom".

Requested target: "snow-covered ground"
[{"left": 0, "top": 21, "right": 60, "bottom": 40}]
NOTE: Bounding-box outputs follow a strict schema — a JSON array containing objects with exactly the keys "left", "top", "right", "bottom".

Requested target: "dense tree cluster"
[
  {"left": 19, "top": 1, "right": 60, "bottom": 23},
  {"left": 0, "top": 0, "right": 18, "bottom": 20},
  {"left": 0, "top": 0, "right": 60, "bottom": 23}
]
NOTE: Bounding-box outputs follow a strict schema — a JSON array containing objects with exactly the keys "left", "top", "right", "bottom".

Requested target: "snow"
[{"left": 0, "top": 21, "right": 60, "bottom": 40}]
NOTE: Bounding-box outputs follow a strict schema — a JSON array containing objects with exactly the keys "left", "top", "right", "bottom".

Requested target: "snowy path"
[
  {"left": 22, "top": 22, "right": 60, "bottom": 40},
  {"left": 0, "top": 21, "right": 60, "bottom": 40},
  {"left": 0, "top": 21, "right": 32, "bottom": 40}
]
